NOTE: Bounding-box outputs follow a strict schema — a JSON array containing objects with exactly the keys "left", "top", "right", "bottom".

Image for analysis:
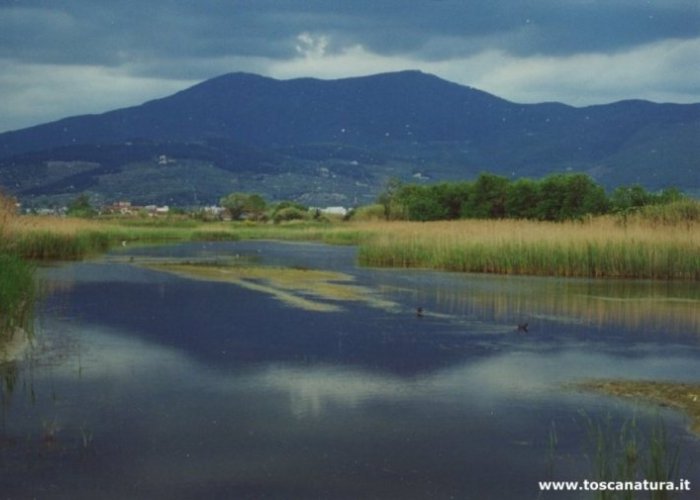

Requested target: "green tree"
[
  {"left": 610, "top": 185, "right": 654, "bottom": 212},
  {"left": 536, "top": 174, "right": 607, "bottom": 221},
  {"left": 245, "top": 194, "right": 267, "bottom": 220},
  {"left": 656, "top": 187, "right": 684, "bottom": 205},
  {"left": 506, "top": 178, "right": 540, "bottom": 219},
  {"left": 396, "top": 184, "right": 447, "bottom": 221},
  {"left": 67, "top": 194, "right": 96, "bottom": 218},
  {"left": 377, "top": 177, "right": 403, "bottom": 220},
  {"left": 561, "top": 174, "right": 608, "bottom": 219},
  {"left": 463, "top": 173, "right": 509, "bottom": 218},
  {"left": 433, "top": 182, "right": 471, "bottom": 220},
  {"left": 220, "top": 192, "right": 267, "bottom": 220}
]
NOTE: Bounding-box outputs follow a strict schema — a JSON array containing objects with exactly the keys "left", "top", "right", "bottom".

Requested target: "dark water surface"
[{"left": 2, "top": 241, "right": 699, "bottom": 499}]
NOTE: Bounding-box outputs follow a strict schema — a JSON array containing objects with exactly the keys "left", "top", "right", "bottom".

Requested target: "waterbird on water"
[
  {"left": 517, "top": 322, "right": 528, "bottom": 333},
  {"left": 416, "top": 307, "right": 424, "bottom": 318}
]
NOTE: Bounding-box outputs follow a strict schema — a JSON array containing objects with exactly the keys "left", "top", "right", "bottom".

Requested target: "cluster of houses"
[
  {"left": 23, "top": 200, "right": 350, "bottom": 219},
  {"left": 22, "top": 201, "right": 170, "bottom": 217},
  {"left": 102, "top": 201, "right": 170, "bottom": 216}
]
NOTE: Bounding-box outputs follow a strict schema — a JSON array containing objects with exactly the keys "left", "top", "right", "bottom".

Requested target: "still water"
[{"left": 2, "top": 241, "right": 699, "bottom": 499}]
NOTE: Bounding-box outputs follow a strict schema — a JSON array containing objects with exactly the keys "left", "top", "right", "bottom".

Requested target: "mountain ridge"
[{"left": 0, "top": 71, "right": 698, "bottom": 206}]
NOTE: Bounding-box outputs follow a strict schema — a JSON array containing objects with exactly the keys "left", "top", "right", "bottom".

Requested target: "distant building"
[
  {"left": 101, "top": 201, "right": 169, "bottom": 217},
  {"left": 318, "top": 206, "right": 348, "bottom": 216}
]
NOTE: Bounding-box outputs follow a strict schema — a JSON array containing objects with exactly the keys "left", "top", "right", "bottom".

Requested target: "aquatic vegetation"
[
  {"left": 578, "top": 380, "right": 700, "bottom": 435},
  {"left": 9, "top": 230, "right": 111, "bottom": 260},
  {"left": 189, "top": 229, "right": 240, "bottom": 241},
  {"left": 0, "top": 253, "right": 35, "bottom": 343},
  {"left": 580, "top": 413, "right": 682, "bottom": 500},
  {"left": 2, "top": 208, "right": 697, "bottom": 280},
  {"left": 145, "top": 261, "right": 394, "bottom": 312},
  {"left": 584, "top": 415, "right": 680, "bottom": 500}
]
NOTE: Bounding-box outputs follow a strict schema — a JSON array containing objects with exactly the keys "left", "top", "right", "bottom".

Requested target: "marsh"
[{"left": 2, "top": 241, "right": 699, "bottom": 499}]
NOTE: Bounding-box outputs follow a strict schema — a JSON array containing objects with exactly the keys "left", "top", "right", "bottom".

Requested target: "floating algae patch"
[
  {"left": 145, "top": 262, "right": 393, "bottom": 313},
  {"left": 576, "top": 380, "right": 700, "bottom": 435}
]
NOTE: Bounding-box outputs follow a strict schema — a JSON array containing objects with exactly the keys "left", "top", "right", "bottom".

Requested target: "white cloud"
[
  {"left": 0, "top": 60, "right": 196, "bottom": 132},
  {"left": 464, "top": 37, "right": 700, "bottom": 105},
  {"left": 265, "top": 34, "right": 700, "bottom": 106},
  {"left": 270, "top": 43, "right": 415, "bottom": 80},
  {"left": 294, "top": 32, "right": 330, "bottom": 59}
]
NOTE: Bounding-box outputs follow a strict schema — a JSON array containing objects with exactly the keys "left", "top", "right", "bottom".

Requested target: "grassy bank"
[
  {"left": 356, "top": 217, "right": 699, "bottom": 280},
  {"left": 2, "top": 216, "right": 373, "bottom": 260},
  {"left": 1, "top": 208, "right": 698, "bottom": 280},
  {"left": 3, "top": 216, "right": 225, "bottom": 259}
]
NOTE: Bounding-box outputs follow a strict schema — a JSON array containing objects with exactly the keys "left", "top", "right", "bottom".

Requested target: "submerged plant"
[
  {"left": 645, "top": 422, "right": 682, "bottom": 500},
  {"left": 580, "top": 412, "right": 683, "bottom": 500}
]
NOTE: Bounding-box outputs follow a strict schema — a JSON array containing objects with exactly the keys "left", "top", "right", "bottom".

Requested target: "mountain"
[{"left": 1, "top": 70, "right": 698, "bottom": 206}]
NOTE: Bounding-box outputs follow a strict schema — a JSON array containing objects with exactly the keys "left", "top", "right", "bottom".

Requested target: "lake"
[{"left": 2, "top": 241, "right": 699, "bottom": 499}]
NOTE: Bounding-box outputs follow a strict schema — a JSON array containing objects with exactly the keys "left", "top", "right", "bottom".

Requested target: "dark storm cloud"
[{"left": 2, "top": 0, "right": 697, "bottom": 68}]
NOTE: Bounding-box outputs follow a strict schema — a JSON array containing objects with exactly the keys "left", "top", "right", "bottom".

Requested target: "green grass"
[
  {"left": 8, "top": 231, "right": 112, "bottom": 260},
  {"left": 0, "top": 253, "right": 36, "bottom": 340}
]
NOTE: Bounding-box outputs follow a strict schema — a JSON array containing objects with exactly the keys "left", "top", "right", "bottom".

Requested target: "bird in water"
[
  {"left": 416, "top": 307, "right": 424, "bottom": 318},
  {"left": 517, "top": 322, "right": 528, "bottom": 333}
]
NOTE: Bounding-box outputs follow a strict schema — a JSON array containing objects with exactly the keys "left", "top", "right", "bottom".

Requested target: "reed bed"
[
  {"left": 2, "top": 212, "right": 697, "bottom": 280},
  {"left": 4, "top": 216, "right": 204, "bottom": 259},
  {"left": 0, "top": 253, "right": 35, "bottom": 340},
  {"left": 356, "top": 217, "right": 699, "bottom": 280},
  {"left": 2, "top": 216, "right": 371, "bottom": 259}
]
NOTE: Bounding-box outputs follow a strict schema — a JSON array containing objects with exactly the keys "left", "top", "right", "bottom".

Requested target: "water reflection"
[
  {"left": 1, "top": 241, "right": 699, "bottom": 498},
  {"left": 382, "top": 270, "right": 699, "bottom": 337}
]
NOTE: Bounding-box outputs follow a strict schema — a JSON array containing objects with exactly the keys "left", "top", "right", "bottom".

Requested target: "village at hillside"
[{"left": 18, "top": 196, "right": 351, "bottom": 222}]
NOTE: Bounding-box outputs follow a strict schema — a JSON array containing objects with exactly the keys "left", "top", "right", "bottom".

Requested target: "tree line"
[
  {"left": 54, "top": 172, "right": 685, "bottom": 224},
  {"left": 378, "top": 173, "right": 684, "bottom": 222}
]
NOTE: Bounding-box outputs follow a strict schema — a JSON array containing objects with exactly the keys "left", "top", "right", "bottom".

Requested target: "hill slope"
[{"left": 0, "top": 71, "right": 698, "bottom": 206}]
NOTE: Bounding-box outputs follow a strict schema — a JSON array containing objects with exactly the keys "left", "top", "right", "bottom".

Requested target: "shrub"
[{"left": 273, "top": 206, "right": 309, "bottom": 223}]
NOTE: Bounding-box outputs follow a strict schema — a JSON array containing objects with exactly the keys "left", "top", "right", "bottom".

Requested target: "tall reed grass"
[
  {"left": 357, "top": 218, "right": 699, "bottom": 280},
  {"left": 0, "top": 253, "right": 35, "bottom": 340},
  {"left": 3, "top": 216, "right": 210, "bottom": 259},
  {"left": 0, "top": 193, "right": 36, "bottom": 340},
  {"left": 581, "top": 413, "right": 682, "bottom": 500},
  {"left": 2, "top": 208, "right": 698, "bottom": 280}
]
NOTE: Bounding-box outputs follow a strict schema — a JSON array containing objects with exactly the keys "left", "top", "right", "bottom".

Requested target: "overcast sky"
[{"left": 1, "top": 0, "right": 699, "bottom": 132}]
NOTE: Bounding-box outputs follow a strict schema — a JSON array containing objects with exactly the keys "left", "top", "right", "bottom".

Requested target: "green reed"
[
  {"left": 581, "top": 413, "right": 682, "bottom": 500},
  {"left": 0, "top": 253, "right": 36, "bottom": 340},
  {"left": 358, "top": 239, "right": 699, "bottom": 280},
  {"left": 8, "top": 231, "right": 111, "bottom": 260}
]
